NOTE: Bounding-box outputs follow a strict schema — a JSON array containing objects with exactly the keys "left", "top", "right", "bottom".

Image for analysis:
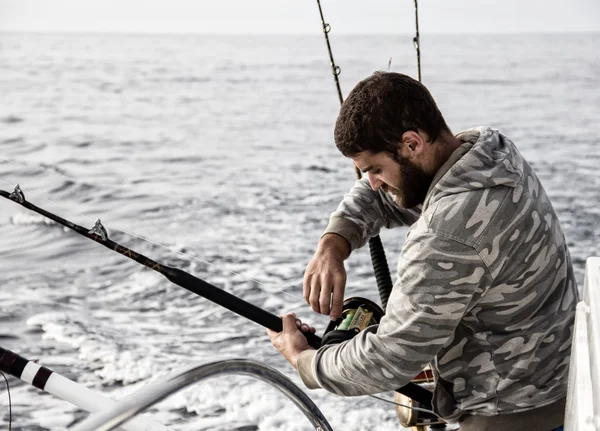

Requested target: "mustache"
[{"left": 382, "top": 184, "right": 400, "bottom": 195}]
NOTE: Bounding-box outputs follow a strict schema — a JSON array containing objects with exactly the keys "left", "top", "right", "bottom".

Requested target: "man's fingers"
[
  {"left": 318, "top": 274, "right": 334, "bottom": 316},
  {"left": 309, "top": 283, "right": 322, "bottom": 314},
  {"left": 302, "top": 272, "right": 312, "bottom": 303},
  {"left": 302, "top": 324, "right": 316, "bottom": 333},
  {"left": 294, "top": 318, "right": 317, "bottom": 334},
  {"left": 330, "top": 273, "right": 346, "bottom": 320}
]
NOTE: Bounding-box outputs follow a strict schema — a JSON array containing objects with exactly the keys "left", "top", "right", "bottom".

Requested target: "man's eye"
[{"left": 373, "top": 169, "right": 381, "bottom": 175}]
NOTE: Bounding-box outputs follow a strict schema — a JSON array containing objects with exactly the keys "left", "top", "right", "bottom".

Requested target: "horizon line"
[{"left": 1, "top": 29, "right": 598, "bottom": 36}]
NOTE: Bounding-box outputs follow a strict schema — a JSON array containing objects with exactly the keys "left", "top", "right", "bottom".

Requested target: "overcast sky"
[{"left": 0, "top": 0, "right": 598, "bottom": 34}]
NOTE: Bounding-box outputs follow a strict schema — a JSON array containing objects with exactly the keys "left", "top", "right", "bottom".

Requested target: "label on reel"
[{"left": 347, "top": 306, "right": 374, "bottom": 332}]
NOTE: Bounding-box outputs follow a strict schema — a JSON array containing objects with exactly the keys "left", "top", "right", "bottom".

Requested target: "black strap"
[
  {"left": 32, "top": 367, "right": 53, "bottom": 390},
  {"left": 0, "top": 347, "right": 28, "bottom": 379}
]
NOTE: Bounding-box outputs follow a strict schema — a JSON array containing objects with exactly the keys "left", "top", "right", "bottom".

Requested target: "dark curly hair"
[{"left": 334, "top": 72, "right": 450, "bottom": 157}]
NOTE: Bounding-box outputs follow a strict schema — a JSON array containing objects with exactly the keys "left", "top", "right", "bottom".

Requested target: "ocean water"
[{"left": 0, "top": 31, "right": 598, "bottom": 430}]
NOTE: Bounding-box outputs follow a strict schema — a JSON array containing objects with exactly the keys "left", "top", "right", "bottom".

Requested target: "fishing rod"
[
  {"left": 0, "top": 185, "right": 321, "bottom": 348},
  {"left": 315, "top": 0, "right": 343, "bottom": 107},
  {"left": 1, "top": 185, "right": 433, "bottom": 406},
  {"left": 315, "top": 0, "right": 395, "bottom": 311},
  {"left": 0, "top": 346, "right": 170, "bottom": 431},
  {"left": 413, "top": 0, "right": 422, "bottom": 81}
]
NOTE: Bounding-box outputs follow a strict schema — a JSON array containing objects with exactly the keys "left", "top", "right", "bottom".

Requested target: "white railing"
[
  {"left": 566, "top": 257, "right": 600, "bottom": 431},
  {"left": 69, "top": 359, "right": 333, "bottom": 431}
]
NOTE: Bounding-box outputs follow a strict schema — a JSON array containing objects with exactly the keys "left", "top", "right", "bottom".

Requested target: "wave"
[
  {"left": 0, "top": 115, "right": 24, "bottom": 124},
  {"left": 455, "top": 78, "right": 516, "bottom": 86},
  {"left": 307, "top": 165, "right": 334, "bottom": 173}
]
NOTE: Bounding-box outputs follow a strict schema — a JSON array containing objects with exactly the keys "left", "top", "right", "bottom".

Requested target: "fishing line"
[
  {"left": 0, "top": 372, "right": 11, "bottom": 431},
  {"left": 0, "top": 177, "right": 306, "bottom": 304}
]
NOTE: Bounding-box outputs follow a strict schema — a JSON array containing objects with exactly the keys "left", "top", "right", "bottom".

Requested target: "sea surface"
[{"left": 0, "top": 31, "right": 598, "bottom": 431}]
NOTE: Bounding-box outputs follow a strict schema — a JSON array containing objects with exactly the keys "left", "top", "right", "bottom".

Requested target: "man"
[{"left": 267, "top": 72, "right": 577, "bottom": 431}]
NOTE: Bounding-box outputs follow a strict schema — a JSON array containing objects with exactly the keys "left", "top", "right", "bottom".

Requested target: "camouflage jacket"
[{"left": 297, "top": 126, "right": 578, "bottom": 421}]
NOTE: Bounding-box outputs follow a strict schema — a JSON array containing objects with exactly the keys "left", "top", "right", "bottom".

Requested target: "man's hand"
[
  {"left": 303, "top": 234, "right": 349, "bottom": 320},
  {"left": 267, "top": 313, "right": 316, "bottom": 369}
]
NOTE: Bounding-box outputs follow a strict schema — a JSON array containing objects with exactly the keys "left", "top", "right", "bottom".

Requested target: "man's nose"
[{"left": 368, "top": 172, "right": 382, "bottom": 191}]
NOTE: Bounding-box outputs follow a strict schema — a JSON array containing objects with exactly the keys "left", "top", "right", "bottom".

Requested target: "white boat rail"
[
  {"left": 565, "top": 257, "right": 600, "bottom": 431},
  {"left": 69, "top": 359, "right": 333, "bottom": 431}
]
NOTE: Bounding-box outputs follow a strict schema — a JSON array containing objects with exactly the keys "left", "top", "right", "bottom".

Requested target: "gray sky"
[{"left": 0, "top": 0, "right": 598, "bottom": 34}]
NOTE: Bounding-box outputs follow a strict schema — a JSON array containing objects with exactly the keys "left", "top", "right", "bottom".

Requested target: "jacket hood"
[{"left": 424, "top": 126, "right": 525, "bottom": 210}]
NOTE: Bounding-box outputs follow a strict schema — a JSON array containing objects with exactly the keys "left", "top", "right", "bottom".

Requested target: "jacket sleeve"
[
  {"left": 323, "top": 177, "right": 421, "bottom": 252},
  {"left": 302, "top": 231, "right": 492, "bottom": 396}
]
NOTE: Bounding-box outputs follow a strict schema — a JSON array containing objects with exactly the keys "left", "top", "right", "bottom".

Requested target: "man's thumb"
[{"left": 282, "top": 313, "right": 297, "bottom": 334}]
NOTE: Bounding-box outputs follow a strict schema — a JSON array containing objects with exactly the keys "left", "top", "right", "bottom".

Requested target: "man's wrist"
[
  {"left": 318, "top": 233, "right": 350, "bottom": 260},
  {"left": 290, "top": 346, "right": 316, "bottom": 369},
  {"left": 322, "top": 216, "right": 362, "bottom": 252}
]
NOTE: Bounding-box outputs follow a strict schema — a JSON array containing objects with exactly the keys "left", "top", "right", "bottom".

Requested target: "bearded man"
[{"left": 268, "top": 71, "right": 576, "bottom": 431}]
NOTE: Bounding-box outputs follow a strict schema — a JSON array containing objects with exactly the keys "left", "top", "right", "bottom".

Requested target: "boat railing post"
[{"left": 565, "top": 256, "right": 600, "bottom": 431}]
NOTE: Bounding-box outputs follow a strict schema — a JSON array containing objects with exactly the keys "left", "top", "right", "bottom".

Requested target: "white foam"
[{"left": 10, "top": 211, "right": 56, "bottom": 226}]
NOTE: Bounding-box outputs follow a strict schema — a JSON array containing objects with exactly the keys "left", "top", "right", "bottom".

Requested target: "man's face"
[{"left": 351, "top": 150, "right": 434, "bottom": 209}]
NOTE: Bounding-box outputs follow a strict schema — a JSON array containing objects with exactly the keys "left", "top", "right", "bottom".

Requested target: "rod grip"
[
  {"left": 368, "top": 235, "right": 394, "bottom": 311},
  {"left": 269, "top": 317, "right": 322, "bottom": 349}
]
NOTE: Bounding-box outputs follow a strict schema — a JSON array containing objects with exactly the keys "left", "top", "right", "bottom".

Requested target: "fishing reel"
[
  {"left": 394, "top": 367, "right": 448, "bottom": 430},
  {"left": 321, "top": 297, "right": 447, "bottom": 430},
  {"left": 321, "top": 297, "right": 384, "bottom": 346}
]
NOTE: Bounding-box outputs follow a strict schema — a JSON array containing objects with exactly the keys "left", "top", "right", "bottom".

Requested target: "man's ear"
[{"left": 400, "top": 130, "right": 424, "bottom": 157}]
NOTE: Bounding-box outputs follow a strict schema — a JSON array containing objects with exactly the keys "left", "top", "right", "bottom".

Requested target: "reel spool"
[
  {"left": 395, "top": 367, "right": 447, "bottom": 429},
  {"left": 395, "top": 386, "right": 447, "bottom": 430},
  {"left": 321, "top": 297, "right": 384, "bottom": 346}
]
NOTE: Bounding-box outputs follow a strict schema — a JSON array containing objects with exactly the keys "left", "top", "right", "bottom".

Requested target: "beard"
[{"left": 383, "top": 154, "right": 435, "bottom": 209}]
